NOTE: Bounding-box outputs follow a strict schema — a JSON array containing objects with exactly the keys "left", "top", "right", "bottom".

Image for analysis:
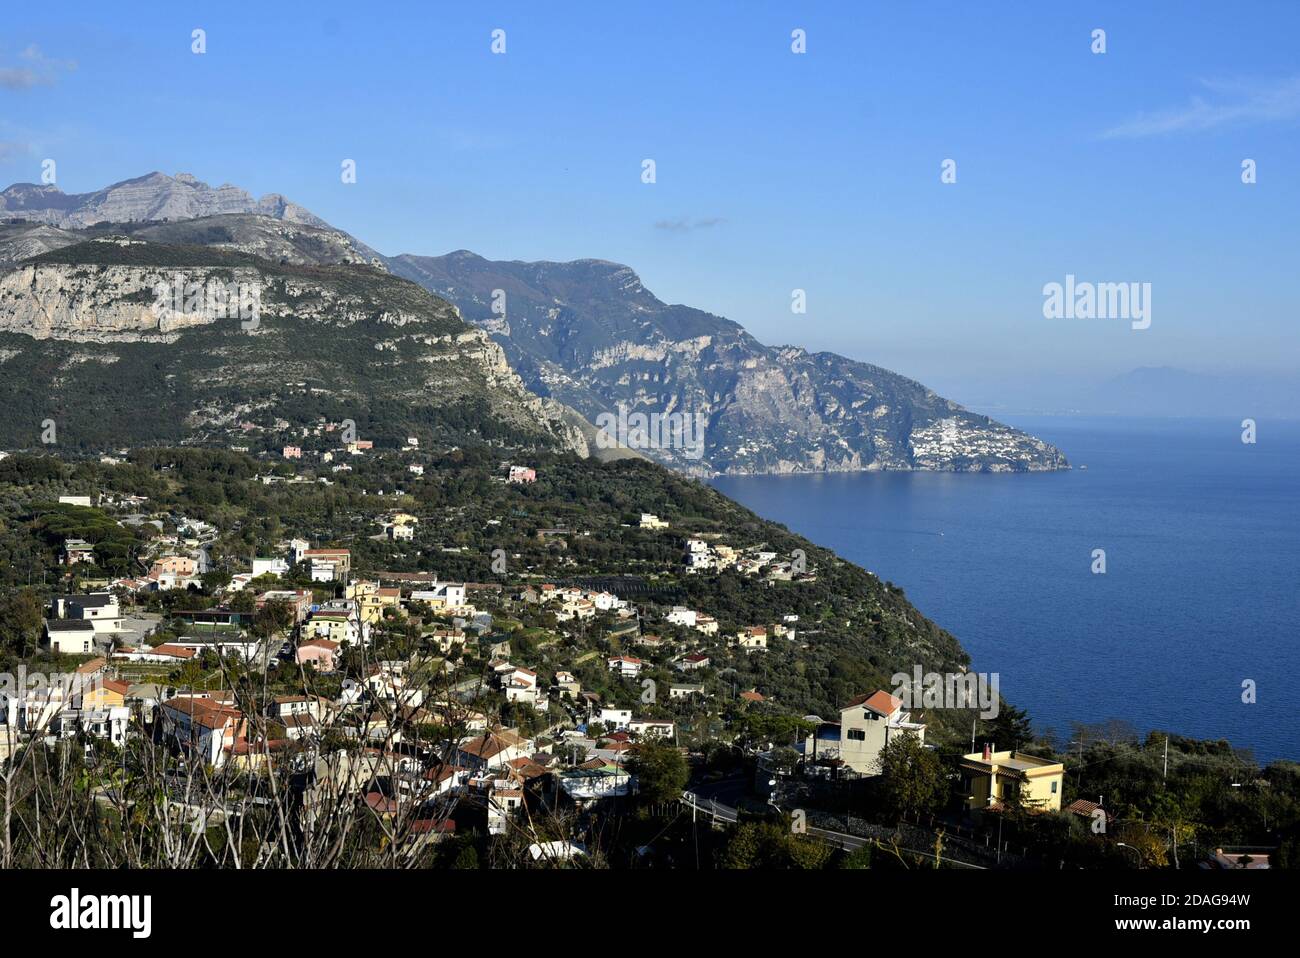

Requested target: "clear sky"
[{"left": 2, "top": 1, "right": 1297, "bottom": 410}]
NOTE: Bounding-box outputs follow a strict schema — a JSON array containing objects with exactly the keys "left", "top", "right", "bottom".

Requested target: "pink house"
[
  {"left": 149, "top": 555, "right": 197, "bottom": 577},
  {"left": 507, "top": 465, "right": 537, "bottom": 483},
  {"left": 296, "top": 638, "right": 340, "bottom": 671},
  {"left": 283, "top": 446, "right": 303, "bottom": 459}
]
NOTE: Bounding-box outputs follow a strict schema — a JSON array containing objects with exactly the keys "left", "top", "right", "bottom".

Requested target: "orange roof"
[
  {"left": 408, "top": 818, "right": 455, "bottom": 834},
  {"left": 740, "top": 691, "right": 765, "bottom": 702},
  {"left": 459, "top": 730, "right": 527, "bottom": 759},
  {"left": 299, "top": 638, "right": 340, "bottom": 650},
  {"left": 845, "top": 690, "right": 902, "bottom": 716},
  {"left": 164, "top": 696, "right": 242, "bottom": 730},
  {"left": 151, "top": 644, "right": 197, "bottom": 659}
]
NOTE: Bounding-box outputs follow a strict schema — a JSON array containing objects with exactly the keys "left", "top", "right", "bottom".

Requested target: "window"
[
  {"left": 1051, "top": 781, "right": 1058, "bottom": 794},
  {"left": 847, "top": 728, "right": 866, "bottom": 741}
]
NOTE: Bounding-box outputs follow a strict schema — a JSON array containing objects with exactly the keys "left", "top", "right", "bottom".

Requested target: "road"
[{"left": 678, "top": 787, "right": 984, "bottom": 868}]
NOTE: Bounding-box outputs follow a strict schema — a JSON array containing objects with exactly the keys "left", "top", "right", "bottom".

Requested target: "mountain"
[
  {"left": 0, "top": 237, "right": 587, "bottom": 455},
  {"left": 1, "top": 173, "right": 1069, "bottom": 473},
  {"left": 0, "top": 215, "right": 378, "bottom": 269},
  {"left": 1, "top": 171, "right": 321, "bottom": 228},
  {"left": 0, "top": 172, "right": 386, "bottom": 263},
  {"left": 389, "top": 252, "right": 1070, "bottom": 475}
]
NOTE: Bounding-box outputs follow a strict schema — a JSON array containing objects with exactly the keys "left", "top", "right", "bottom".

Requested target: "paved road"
[{"left": 678, "top": 789, "right": 984, "bottom": 868}]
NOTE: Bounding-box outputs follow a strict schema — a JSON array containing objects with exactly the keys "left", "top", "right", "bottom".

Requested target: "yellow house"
[
  {"left": 960, "top": 747, "right": 1064, "bottom": 814},
  {"left": 81, "top": 678, "right": 129, "bottom": 711},
  {"left": 346, "top": 581, "right": 399, "bottom": 626}
]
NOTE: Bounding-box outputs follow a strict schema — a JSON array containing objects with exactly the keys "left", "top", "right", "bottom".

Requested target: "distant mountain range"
[
  {"left": 389, "top": 252, "right": 1068, "bottom": 474},
  {"left": 0, "top": 172, "right": 1070, "bottom": 472},
  {"left": 1, "top": 171, "right": 326, "bottom": 230}
]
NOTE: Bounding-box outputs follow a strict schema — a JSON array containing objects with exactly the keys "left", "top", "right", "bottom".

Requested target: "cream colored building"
[
  {"left": 959, "top": 747, "right": 1064, "bottom": 814},
  {"left": 808, "top": 690, "right": 926, "bottom": 776}
]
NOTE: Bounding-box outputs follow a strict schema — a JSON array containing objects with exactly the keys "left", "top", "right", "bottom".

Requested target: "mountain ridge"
[
  {"left": 1, "top": 172, "right": 1069, "bottom": 474},
  {"left": 389, "top": 251, "right": 1069, "bottom": 475}
]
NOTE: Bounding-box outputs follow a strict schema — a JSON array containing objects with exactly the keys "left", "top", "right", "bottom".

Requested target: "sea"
[{"left": 711, "top": 416, "right": 1299, "bottom": 764}]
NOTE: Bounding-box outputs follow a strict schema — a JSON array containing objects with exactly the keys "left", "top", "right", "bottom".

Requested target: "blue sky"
[{"left": 2, "top": 1, "right": 1297, "bottom": 411}]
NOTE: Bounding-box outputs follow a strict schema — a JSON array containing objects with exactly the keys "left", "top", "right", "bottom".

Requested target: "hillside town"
[{"left": 0, "top": 438, "right": 1282, "bottom": 872}]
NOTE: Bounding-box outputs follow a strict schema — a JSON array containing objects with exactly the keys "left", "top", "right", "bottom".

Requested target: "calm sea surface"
[{"left": 712, "top": 417, "right": 1299, "bottom": 763}]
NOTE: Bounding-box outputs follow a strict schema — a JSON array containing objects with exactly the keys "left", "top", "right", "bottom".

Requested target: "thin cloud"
[
  {"left": 0, "top": 141, "right": 31, "bottom": 161},
  {"left": 0, "top": 44, "right": 77, "bottom": 90},
  {"left": 1103, "top": 76, "right": 1300, "bottom": 138},
  {"left": 654, "top": 216, "right": 727, "bottom": 232}
]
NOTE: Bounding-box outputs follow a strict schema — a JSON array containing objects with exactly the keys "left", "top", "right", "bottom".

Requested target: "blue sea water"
[{"left": 711, "top": 417, "right": 1300, "bottom": 764}]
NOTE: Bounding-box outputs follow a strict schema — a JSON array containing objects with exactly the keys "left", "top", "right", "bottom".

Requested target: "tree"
[
  {"left": 253, "top": 598, "right": 294, "bottom": 640},
  {"left": 0, "top": 589, "right": 44, "bottom": 658},
  {"left": 875, "top": 734, "right": 945, "bottom": 820},
  {"left": 721, "top": 820, "right": 832, "bottom": 869},
  {"left": 627, "top": 740, "right": 688, "bottom": 804},
  {"left": 227, "top": 590, "right": 256, "bottom": 614},
  {"left": 986, "top": 703, "right": 1034, "bottom": 751}
]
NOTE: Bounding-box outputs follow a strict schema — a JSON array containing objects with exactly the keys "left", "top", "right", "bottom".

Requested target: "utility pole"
[{"left": 1163, "top": 735, "right": 1169, "bottom": 784}]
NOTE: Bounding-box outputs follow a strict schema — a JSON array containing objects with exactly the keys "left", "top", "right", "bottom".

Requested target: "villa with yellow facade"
[{"left": 959, "top": 746, "right": 1065, "bottom": 816}]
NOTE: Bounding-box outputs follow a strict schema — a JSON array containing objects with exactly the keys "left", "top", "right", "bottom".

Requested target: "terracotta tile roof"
[
  {"left": 1065, "top": 799, "right": 1113, "bottom": 820},
  {"left": 299, "top": 638, "right": 339, "bottom": 650},
  {"left": 408, "top": 818, "right": 455, "bottom": 834},
  {"left": 365, "top": 792, "right": 399, "bottom": 814},
  {"left": 844, "top": 689, "right": 902, "bottom": 715},
  {"left": 459, "top": 730, "right": 528, "bottom": 759},
  {"left": 226, "top": 738, "right": 291, "bottom": 755},
  {"left": 424, "top": 763, "right": 469, "bottom": 784},
  {"left": 150, "top": 643, "right": 197, "bottom": 659},
  {"left": 164, "top": 696, "right": 242, "bottom": 730}
]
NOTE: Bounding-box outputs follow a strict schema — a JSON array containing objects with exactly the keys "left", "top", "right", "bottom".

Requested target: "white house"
[
  {"left": 666, "top": 606, "right": 697, "bottom": 628},
  {"left": 410, "top": 581, "right": 467, "bottom": 610},
  {"left": 51, "top": 593, "right": 125, "bottom": 636},
  {"left": 607, "top": 655, "right": 643, "bottom": 678},
  {"left": 588, "top": 591, "right": 623, "bottom": 612},
  {"left": 801, "top": 690, "right": 927, "bottom": 776},
  {"left": 629, "top": 718, "right": 675, "bottom": 740},
  {"left": 252, "top": 557, "right": 289, "bottom": 578},
  {"left": 45, "top": 619, "right": 98, "bottom": 655},
  {"left": 589, "top": 707, "right": 632, "bottom": 731},
  {"left": 161, "top": 695, "right": 245, "bottom": 768}
]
